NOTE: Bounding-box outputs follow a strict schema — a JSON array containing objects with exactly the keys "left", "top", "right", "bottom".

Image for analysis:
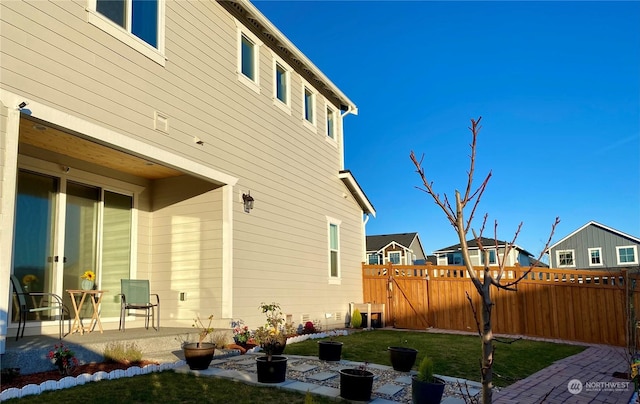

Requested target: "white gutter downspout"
[{"left": 339, "top": 105, "right": 357, "bottom": 169}]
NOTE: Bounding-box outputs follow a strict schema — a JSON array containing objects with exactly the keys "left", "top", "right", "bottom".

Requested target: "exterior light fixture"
[{"left": 243, "top": 192, "right": 254, "bottom": 213}]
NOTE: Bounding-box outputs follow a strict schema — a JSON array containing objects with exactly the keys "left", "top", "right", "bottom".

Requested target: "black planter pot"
[
  {"left": 256, "top": 355, "right": 288, "bottom": 383},
  {"left": 339, "top": 368, "right": 374, "bottom": 401},
  {"left": 318, "top": 341, "right": 343, "bottom": 361},
  {"left": 388, "top": 346, "right": 418, "bottom": 372},
  {"left": 411, "top": 376, "right": 445, "bottom": 404},
  {"left": 183, "top": 342, "right": 215, "bottom": 370}
]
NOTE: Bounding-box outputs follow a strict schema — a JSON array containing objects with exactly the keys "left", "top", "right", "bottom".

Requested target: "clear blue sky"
[{"left": 254, "top": 1, "right": 640, "bottom": 260}]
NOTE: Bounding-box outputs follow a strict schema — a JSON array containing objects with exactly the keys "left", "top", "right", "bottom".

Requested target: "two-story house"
[
  {"left": 0, "top": 0, "right": 375, "bottom": 351},
  {"left": 366, "top": 233, "right": 427, "bottom": 265},
  {"left": 546, "top": 221, "right": 639, "bottom": 269},
  {"left": 433, "top": 237, "right": 535, "bottom": 267}
]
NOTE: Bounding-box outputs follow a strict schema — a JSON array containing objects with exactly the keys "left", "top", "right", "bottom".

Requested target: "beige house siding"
[{"left": 0, "top": 0, "right": 370, "bottom": 344}]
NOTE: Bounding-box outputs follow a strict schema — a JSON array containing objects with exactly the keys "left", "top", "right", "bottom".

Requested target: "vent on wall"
[
  {"left": 302, "top": 314, "right": 310, "bottom": 323},
  {"left": 335, "top": 313, "right": 342, "bottom": 322},
  {"left": 154, "top": 111, "right": 169, "bottom": 133}
]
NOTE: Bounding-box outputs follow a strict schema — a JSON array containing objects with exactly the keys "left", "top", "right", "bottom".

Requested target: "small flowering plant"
[
  {"left": 80, "top": 270, "right": 96, "bottom": 281},
  {"left": 192, "top": 314, "right": 214, "bottom": 347},
  {"left": 231, "top": 319, "right": 253, "bottom": 345},
  {"left": 48, "top": 343, "right": 79, "bottom": 375},
  {"left": 254, "top": 302, "right": 287, "bottom": 361}
]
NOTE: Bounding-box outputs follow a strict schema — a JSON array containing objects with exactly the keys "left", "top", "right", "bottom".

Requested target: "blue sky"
[{"left": 254, "top": 1, "right": 640, "bottom": 260}]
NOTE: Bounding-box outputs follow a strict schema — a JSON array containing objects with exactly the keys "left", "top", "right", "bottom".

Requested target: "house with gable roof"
[
  {"left": 433, "top": 237, "right": 535, "bottom": 267},
  {"left": 366, "top": 233, "right": 427, "bottom": 265},
  {"left": 546, "top": 221, "right": 640, "bottom": 269},
  {"left": 0, "top": 0, "right": 375, "bottom": 351}
]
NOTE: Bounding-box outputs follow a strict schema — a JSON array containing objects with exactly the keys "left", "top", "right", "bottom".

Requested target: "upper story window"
[
  {"left": 447, "top": 252, "right": 463, "bottom": 265},
  {"left": 241, "top": 35, "right": 256, "bottom": 80},
  {"left": 271, "top": 56, "right": 291, "bottom": 114},
  {"left": 617, "top": 245, "right": 638, "bottom": 265},
  {"left": 87, "top": 0, "right": 166, "bottom": 65},
  {"left": 557, "top": 250, "right": 575, "bottom": 267},
  {"left": 388, "top": 251, "right": 401, "bottom": 264},
  {"left": 303, "top": 86, "right": 316, "bottom": 127},
  {"left": 480, "top": 249, "right": 497, "bottom": 265},
  {"left": 97, "top": 0, "right": 158, "bottom": 47},
  {"left": 235, "top": 22, "right": 261, "bottom": 93},
  {"left": 588, "top": 247, "right": 602, "bottom": 266},
  {"left": 275, "top": 63, "right": 288, "bottom": 104},
  {"left": 367, "top": 254, "right": 380, "bottom": 265},
  {"left": 326, "top": 107, "right": 336, "bottom": 140}
]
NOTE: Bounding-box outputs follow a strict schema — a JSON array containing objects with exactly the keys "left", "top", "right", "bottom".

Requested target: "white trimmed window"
[
  {"left": 87, "top": 0, "right": 166, "bottom": 65},
  {"left": 367, "top": 254, "right": 380, "bottom": 265},
  {"left": 388, "top": 251, "right": 401, "bottom": 264},
  {"left": 480, "top": 249, "right": 497, "bottom": 265},
  {"left": 557, "top": 250, "right": 575, "bottom": 267},
  {"left": 617, "top": 245, "right": 638, "bottom": 265},
  {"left": 235, "top": 24, "right": 261, "bottom": 93},
  {"left": 302, "top": 84, "right": 316, "bottom": 130},
  {"left": 588, "top": 248, "right": 602, "bottom": 266},
  {"left": 327, "top": 217, "right": 341, "bottom": 282},
  {"left": 326, "top": 106, "right": 337, "bottom": 140},
  {"left": 272, "top": 55, "right": 291, "bottom": 113}
]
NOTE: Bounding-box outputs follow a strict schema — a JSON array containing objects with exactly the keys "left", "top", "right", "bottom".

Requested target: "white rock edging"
[{"left": 0, "top": 362, "right": 182, "bottom": 400}]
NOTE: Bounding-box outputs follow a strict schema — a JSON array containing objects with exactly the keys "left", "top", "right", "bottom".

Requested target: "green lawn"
[
  {"left": 5, "top": 330, "right": 586, "bottom": 403},
  {"left": 283, "top": 330, "right": 586, "bottom": 387}
]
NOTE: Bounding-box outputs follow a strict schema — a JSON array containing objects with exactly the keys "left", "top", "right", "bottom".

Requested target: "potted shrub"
[
  {"left": 412, "top": 356, "right": 445, "bottom": 404},
  {"left": 183, "top": 315, "right": 215, "bottom": 370},
  {"left": 339, "top": 363, "right": 374, "bottom": 401},
  {"left": 388, "top": 345, "right": 418, "bottom": 372},
  {"left": 254, "top": 302, "right": 288, "bottom": 383}
]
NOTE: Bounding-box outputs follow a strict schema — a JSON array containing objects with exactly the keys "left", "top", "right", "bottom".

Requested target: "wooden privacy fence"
[{"left": 362, "top": 263, "right": 640, "bottom": 347}]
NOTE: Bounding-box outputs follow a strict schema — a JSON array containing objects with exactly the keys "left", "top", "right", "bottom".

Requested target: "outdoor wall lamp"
[{"left": 243, "top": 192, "right": 254, "bottom": 213}]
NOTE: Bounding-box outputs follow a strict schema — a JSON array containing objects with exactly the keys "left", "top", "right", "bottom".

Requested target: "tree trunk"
[{"left": 481, "top": 273, "right": 493, "bottom": 404}]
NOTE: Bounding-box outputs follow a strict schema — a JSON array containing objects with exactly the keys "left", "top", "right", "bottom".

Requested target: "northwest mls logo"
[{"left": 567, "top": 379, "right": 583, "bottom": 394}]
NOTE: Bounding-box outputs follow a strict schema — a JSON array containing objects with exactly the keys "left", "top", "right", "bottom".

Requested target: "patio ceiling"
[{"left": 18, "top": 116, "right": 183, "bottom": 180}]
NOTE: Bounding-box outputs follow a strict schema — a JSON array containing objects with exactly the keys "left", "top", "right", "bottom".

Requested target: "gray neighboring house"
[
  {"left": 366, "top": 233, "right": 427, "bottom": 265},
  {"left": 546, "top": 221, "right": 640, "bottom": 269},
  {"left": 433, "top": 237, "right": 535, "bottom": 267}
]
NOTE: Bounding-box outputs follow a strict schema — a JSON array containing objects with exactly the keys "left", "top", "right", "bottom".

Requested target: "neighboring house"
[
  {"left": 366, "top": 233, "right": 427, "bottom": 265},
  {"left": 433, "top": 237, "right": 535, "bottom": 267},
  {"left": 546, "top": 221, "right": 640, "bottom": 269},
  {"left": 0, "top": 0, "right": 375, "bottom": 351}
]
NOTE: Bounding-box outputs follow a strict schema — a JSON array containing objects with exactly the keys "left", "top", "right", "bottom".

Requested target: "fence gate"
[{"left": 362, "top": 264, "right": 430, "bottom": 330}]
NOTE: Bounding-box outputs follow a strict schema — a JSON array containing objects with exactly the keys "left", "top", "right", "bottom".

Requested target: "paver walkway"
[{"left": 493, "top": 345, "right": 635, "bottom": 403}]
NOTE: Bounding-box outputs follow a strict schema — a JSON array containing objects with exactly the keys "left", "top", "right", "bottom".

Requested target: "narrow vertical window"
[
  {"left": 241, "top": 35, "right": 255, "bottom": 81},
  {"left": 326, "top": 107, "right": 335, "bottom": 139},
  {"left": 304, "top": 88, "right": 314, "bottom": 123},
  {"left": 329, "top": 223, "right": 339, "bottom": 277},
  {"left": 276, "top": 63, "right": 288, "bottom": 104},
  {"left": 588, "top": 248, "right": 602, "bottom": 266}
]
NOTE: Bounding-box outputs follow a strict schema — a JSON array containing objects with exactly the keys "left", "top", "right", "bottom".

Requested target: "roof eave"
[{"left": 339, "top": 170, "right": 376, "bottom": 217}]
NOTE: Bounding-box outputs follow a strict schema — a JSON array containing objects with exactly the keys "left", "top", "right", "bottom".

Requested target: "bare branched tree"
[{"left": 410, "top": 117, "right": 560, "bottom": 403}]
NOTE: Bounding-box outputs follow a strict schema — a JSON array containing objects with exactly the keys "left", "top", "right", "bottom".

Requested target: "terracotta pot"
[
  {"left": 318, "top": 340, "right": 343, "bottom": 361},
  {"left": 183, "top": 342, "right": 215, "bottom": 370},
  {"left": 339, "top": 368, "right": 374, "bottom": 401},
  {"left": 388, "top": 346, "right": 418, "bottom": 372},
  {"left": 256, "top": 355, "right": 287, "bottom": 383}
]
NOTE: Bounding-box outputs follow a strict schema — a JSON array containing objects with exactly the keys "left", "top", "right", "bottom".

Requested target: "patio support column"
[
  {"left": 0, "top": 100, "right": 21, "bottom": 354},
  {"left": 221, "top": 185, "right": 233, "bottom": 319}
]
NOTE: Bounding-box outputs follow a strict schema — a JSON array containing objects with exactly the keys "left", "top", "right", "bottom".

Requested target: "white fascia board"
[{"left": 338, "top": 170, "right": 375, "bottom": 217}]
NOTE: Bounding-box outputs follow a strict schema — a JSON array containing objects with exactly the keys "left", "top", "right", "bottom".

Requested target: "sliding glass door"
[{"left": 12, "top": 169, "right": 133, "bottom": 323}]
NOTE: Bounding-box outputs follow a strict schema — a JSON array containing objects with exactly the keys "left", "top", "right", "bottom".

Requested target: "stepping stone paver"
[{"left": 308, "top": 371, "right": 337, "bottom": 381}]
